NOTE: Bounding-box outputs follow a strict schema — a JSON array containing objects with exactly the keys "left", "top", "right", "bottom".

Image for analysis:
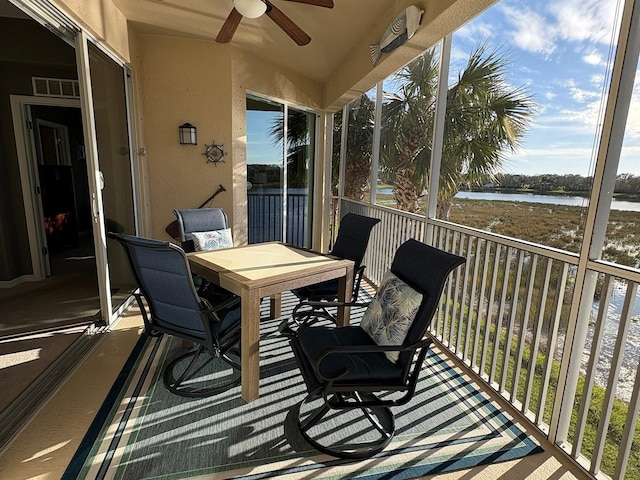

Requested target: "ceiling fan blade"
[
  {"left": 216, "top": 8, "right": 242, "bottom": 43},
  {"left": 265, "top": 1, "right": 311, "bottom": 46},
  {"left": 283, "top": 0, "right": 334, "bottom": 8}
]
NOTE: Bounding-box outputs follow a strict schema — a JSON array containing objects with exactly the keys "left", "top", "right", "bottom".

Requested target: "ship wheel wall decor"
[
  {"left": 216, "top": 0, "right": 334, "bottom": 46},
  {"left": 203, "top": 142, "right": 227, "bottom": 165}
]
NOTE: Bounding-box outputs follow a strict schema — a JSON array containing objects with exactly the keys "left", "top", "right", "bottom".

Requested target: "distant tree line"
[{"left": 478, "top": 173, "right": 640, "bottom": 194}]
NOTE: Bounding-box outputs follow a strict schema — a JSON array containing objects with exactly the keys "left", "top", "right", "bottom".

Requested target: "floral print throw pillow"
[
  {"left": 192, "top": 228, "right": 234, "bottom": 251},
  {"left": 361, "top": 270, "right": 423, "bottom": 362}
]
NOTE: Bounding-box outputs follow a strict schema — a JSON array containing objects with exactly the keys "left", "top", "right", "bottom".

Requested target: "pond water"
[{"left": 377, "top": 188, "right": 640, "bottom": 212}]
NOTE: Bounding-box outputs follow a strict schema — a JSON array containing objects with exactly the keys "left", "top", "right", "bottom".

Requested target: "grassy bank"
[
  {"left": 375, "top": 195, "right": 640, "bottom": 268},
  {"left": 449, "top": 198, "right": 640, "bottom": 268}
]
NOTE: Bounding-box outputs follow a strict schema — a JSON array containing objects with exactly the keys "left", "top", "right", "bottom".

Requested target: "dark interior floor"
[{"left": 0, "top": 238, "right": 100, "bottom": 338}]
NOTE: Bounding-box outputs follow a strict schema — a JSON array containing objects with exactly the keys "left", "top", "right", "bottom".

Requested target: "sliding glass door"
[
  {"left": 75, "top": 32, "right": 138, "bottom": 322},
  {"left": 87, "top": 43, "right": 137, "bottom": 312},
  {"left": 246, "top": 94, "right": 316, "bottom": 247}
]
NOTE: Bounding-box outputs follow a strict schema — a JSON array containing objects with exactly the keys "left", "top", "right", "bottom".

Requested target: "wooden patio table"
[{"left": 188, "top": 242, "right": 354, "bottom": 402}]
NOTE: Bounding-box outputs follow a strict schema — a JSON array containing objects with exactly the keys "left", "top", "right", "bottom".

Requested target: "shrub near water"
[{"left": 448, "top": 199, "right": 640, "bottom": 268}]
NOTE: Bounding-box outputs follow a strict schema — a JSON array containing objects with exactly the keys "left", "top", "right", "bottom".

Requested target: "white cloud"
[
  {"left": 590, "top": 74, "right": 605, "bottom": 86},
  {"left": 583, "top": 51, "right": 604, "bottom": 66},
  {"left": 550, "top": 0, "right": 620, "bottom": 45},
  {"left": 559, "top": 79, "right": 601, "bottom": 103},
  {"left": 621, "top": 88, "right": 640, "bottom": 138},
  {"left": 455, "top": 21, "right": 495, "bottom": 43},
  {"left": 560, "top": 100, "right": 602, "bottom": 126},
  {"left": 497, "top": 0, "right": 620, "bottom": 58},
  {"left": 501, "top": 5, "right": 557, "bottom": 56}
]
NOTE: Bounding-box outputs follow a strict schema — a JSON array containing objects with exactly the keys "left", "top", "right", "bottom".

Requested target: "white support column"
[
  {"left": 338, "top": 104, "right": 349, "bottom": 199},
  {"left": 425, "top": 35, "right": 452, "bottom": 245},
  {"left": 551, "top": 0, "right": 640, "bottom": 445},
  {"left": 370, "top": 82, "right": 383, "bottom": 205},
  {"left": 320, "top": 112, "right": 334, "bottom": 252},
  {"left": 282, "top": 105, "right": 289, "bottom": 242}
]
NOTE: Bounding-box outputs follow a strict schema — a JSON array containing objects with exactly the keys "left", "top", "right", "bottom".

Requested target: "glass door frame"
[
  {"left": 75, "top": 31, "right": 141, "bottom": 324},
  {"left": 246, "top": 91, "right": 320, "bottom": 247}
]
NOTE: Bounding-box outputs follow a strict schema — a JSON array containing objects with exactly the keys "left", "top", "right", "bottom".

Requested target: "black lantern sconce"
[{"left": 179, "top": 123, "right": 197, "bottom": 145}]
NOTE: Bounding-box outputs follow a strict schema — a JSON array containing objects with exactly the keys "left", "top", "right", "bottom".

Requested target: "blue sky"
[
  {"left": 452, "top": 0, "right": 639, "bottom": 176},
  {"left": 247, "top": 109, "right": 282, "bottom": 165},
  {"left": 248, "top": 0, "right": 639, "bottom": 177}
]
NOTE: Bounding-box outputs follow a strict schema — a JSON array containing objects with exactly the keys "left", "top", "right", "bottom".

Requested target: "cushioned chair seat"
[
  {"left": 298, "top": 325, "right": 404, "bottom": 384},
  {"left": 292, "top": 278, "right": 339, "bottom": 300},
  {"left": 209, "top": 299, "right": 241, "bottom": 336}
]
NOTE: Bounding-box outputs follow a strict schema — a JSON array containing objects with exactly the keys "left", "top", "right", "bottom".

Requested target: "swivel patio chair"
[
  {"left": 174, "top": 207, "right": 232, "bottom": 253},
  {"left": 288, "top": 212, "right": 381, "bottom": 328},
  {"left": 288, "top": 238, "right": 465, "bottom": 459},
  {"left": 174, "top": 207, "right": 236, "bottom": 301},
  {"left": 110, "top": 232, "right": 242, "bottom": 397}
]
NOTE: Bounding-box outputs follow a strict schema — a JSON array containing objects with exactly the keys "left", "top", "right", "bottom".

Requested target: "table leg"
[
  {"left": 269, "top": 293, "right": 282, "bottom": 319},
  {"left": 241, "top": 289, "right": 261, "bottom": 402},
  {"left": 336, "top": 265, "right": 354, "bottom": 327}
]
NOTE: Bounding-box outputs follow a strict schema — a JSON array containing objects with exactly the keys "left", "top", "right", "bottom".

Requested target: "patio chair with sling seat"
[
  {"left": 110, "top": 232, "right": 242, "bottom": 397},
  {"left": 287, "top": 212, "right": 380, "bottom": 329},
  {"left": 287, "top": 238, "right": 465, "bottom": 459},
  {"left": 174, "top": 207, "right": 236, "bottom": 302}
]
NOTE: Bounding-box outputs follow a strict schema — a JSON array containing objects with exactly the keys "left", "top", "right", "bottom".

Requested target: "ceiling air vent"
[{"left": 32, "top": 77, "right": 80, "bottom": 99}]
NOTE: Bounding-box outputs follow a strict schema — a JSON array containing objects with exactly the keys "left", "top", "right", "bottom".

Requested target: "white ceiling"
[{"left": 110, "top": 0, "right": 424, "bottom": 83}]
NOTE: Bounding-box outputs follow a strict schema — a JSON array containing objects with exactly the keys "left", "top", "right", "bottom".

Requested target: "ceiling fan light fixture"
[{"left": 233, "top": 0, "right": 267, "bottom": 19}]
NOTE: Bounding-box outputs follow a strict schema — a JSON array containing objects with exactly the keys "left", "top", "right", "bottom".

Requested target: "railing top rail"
[
  {"left": 427, "top": 218, "right": 580, "bottom": 265},
  {"left": 588, "top": 259, "right": 640, "bottom": 283},
  {"left": 338, "top": 197, "right": 580, "bottom": 266},
  {"left": 334, "top": 196, "right": 427, "bottom": 222}
]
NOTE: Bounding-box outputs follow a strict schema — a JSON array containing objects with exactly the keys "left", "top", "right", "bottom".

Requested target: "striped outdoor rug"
[{"left": 64, "top": 293, "right": 542, "bottom": 480}]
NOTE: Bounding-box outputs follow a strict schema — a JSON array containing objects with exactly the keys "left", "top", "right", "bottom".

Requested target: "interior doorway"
[
  {"left": 32, "top": 105, "right": 93, "bottom": 277},
  {"left": 2, "top": 100, "right": 100, "bottom": 338}
]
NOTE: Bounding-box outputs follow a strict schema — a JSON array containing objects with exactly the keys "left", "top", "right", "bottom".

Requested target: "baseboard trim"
[{"left": 0, "top": 275, "right": 36, "bottom": 288}]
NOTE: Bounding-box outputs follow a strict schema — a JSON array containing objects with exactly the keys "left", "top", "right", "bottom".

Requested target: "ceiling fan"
[{"left": 216, "top": 0, "right": 334, "bottom": 46}]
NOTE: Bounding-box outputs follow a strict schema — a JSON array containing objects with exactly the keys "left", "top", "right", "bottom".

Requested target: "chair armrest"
[
  {"left": 200, "top": 295, "right": 240, "bottom": 321},
  {"left": 314, "top": 337, "right": 433, "bottom": 381},
  {"left": 301, "top": 299, "right": 371, "bottom": 309}
]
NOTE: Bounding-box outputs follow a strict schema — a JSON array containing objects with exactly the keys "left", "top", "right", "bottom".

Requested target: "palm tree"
[
  {"left": 336, "top": 93, "right": 375, "bottom": 200},
  {"left": 381, "top": 44, "right": 536, "bottom": 218}
]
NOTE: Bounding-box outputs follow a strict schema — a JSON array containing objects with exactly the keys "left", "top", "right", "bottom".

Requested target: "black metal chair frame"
[
  {"left": 289, "top": 213, "right": 381, "bottom": 327},
  {"left": 288, "top": 239, "right": 465, "bottom": 459},
  {"left": 110, "top": 232, "right": 241, "bottom": 397}
]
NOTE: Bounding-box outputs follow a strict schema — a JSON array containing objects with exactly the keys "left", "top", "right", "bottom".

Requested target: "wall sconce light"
[{"left": 179, "top": 123, "right": 197, "bottom": 145}]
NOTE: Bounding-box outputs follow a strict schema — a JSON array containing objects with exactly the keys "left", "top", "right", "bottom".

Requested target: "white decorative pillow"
[
  {"left": 360, "top": 270, "right": 423, "bottom": 362},
  {"left": 192, "top": 228, "right": 234, "bottom": 251}
]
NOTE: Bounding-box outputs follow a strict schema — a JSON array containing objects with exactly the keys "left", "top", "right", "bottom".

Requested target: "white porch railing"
[{"left": 338, "top": 197, "right": 640, "bottom": 479}]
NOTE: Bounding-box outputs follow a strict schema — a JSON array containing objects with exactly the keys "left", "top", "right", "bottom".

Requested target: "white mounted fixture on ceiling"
[
  {"left": 233, "top": 0, "right": 267, "bottom": 19},
  {"left": 217, "top": 0, "right": 334, "bottom": 46}
]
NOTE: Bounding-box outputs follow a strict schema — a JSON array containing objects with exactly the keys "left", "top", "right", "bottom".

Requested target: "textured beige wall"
[
  {"left": 133, "top": 35, "right": 234, "bottom": 241},
  {"left": 53, "top": 0, "right": 130, "bottom": 62},
  {"left": 133, "top": 34, "right": 325, "bottom": 243}
]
